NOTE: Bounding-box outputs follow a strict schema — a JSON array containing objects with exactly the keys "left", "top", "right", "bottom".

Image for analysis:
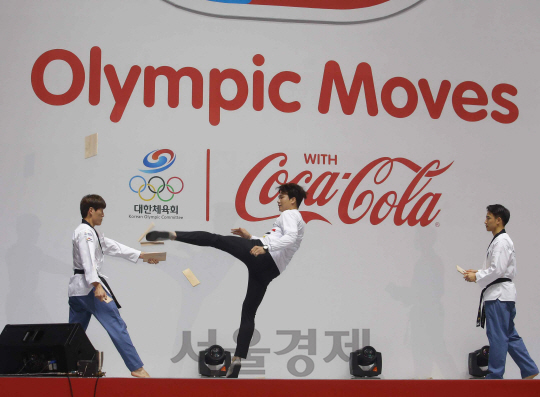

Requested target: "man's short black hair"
[
  {"left": 80, "top": 194, "right": 106, "bottom": 218},
  {"left": 277, "top": 183, "right": 307, "bottom": 208},
  {"left": 487, "top": 204, "right": 510, "bottom": 226}
]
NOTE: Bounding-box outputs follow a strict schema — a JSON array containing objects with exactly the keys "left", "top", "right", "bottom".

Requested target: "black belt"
[
  {"left": 476, "top": 278, "right": 512, "bottom": 328},
  {"left": 74, "top": 269, "right": 122, "bottom": 309}
]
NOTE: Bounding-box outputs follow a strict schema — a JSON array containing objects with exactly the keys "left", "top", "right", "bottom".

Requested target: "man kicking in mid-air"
[{"left": 147, "top": 183, "right": 307, "bottom": 378}]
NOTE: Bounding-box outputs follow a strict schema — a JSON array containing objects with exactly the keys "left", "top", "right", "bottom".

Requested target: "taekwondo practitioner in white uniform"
[
  {"left": 69, "top": 194, "right": 158, "bottom": 378},
  {"left": 464, "top": 204, "right": 538, "bottom": 379},
  {"left": 146, "top": 182, "right": 307, "bottom": 378}
]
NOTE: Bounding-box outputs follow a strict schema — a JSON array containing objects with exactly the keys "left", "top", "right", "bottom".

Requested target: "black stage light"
[
  {"left": 468, "top": 345, "right": 489, "bottom": 378},
  {"left": 349, "top": 346, "right": 382, "bottom": 378},
  {"left": 198, "top": 345, "right": 231, "bottom": 377}
]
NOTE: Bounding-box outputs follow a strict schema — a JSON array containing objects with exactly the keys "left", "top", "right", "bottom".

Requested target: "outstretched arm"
[
  {"left": 231, "top": 228, "right": 252, "bottom": 239},
  {"left": 101, "top": 237, "right": 160, "bottom": 264},
  {"left": 102, "top": 236, "right": 141, "bottom": 262}
]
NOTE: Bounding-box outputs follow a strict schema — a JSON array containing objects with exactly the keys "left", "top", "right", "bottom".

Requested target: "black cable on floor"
[
  {"left": 93, "top": 375, "right": 100, "bottom": 397},
  {"left": 67, "top": 373, "right": 74, "bottom": 397}
]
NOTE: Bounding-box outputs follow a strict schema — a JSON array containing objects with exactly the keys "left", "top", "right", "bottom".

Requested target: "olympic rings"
[
  {"left": 148, "top": 176, "right": 166, "bottom": 194},
  {"left": 139, "top": 184, "right": 156, "bottom": 202},
  {"left": 129, "top": 176, "right": 146, "bottom": 193},
  {"left": 156, "top": 184, "right": 175, "bottom": 202},
  {"left": 166, "top": 177, "right": 184, "bottom": 195},
  {"left": 130, "top": 175, "right": 184, "bottom": 202}
]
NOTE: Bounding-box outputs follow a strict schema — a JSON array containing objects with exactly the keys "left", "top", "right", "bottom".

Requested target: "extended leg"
[
  {"left": 174, "top": 231, "right": 255, "bottom": 265},
  {"left": 92, "top": 294, "right": 145, "bottom": 373},
  {"left": 147, "top": 230, "right": 259, "bottom": 268},
  {"left": 235, "top": 273, "right": 269, "bottom": 359}
]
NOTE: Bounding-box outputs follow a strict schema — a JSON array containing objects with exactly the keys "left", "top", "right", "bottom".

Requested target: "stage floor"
[{"left": 1, "top": 377, "right": 539, "bottom": 397}]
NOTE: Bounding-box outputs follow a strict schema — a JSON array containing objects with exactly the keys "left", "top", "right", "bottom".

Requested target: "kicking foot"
[
  {"left": 131, "top": 367, "right": 150, "bottom": 378},
  {"left": 226, "top": 357, "right": 241, "bottom": 378},
  {"left": 146, "top": 231, "right": 174, "bottom": 241},
  {"left": 524, "top": 373, "right": 538, "bottom": 379}
]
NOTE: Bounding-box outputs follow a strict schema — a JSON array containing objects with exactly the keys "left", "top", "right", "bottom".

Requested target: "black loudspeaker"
[
  {"left": 0, "top": 323, "right": 97, "bottom": 376},
  {"left": 468, "top": 345, "right": 490, "bottom": 378}
]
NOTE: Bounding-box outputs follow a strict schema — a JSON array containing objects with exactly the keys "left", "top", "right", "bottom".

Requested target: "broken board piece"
[
  {"left": 138, "top": 222, "right": 155, "bottom": 242},
  {"left": 143, "top": 252, "right": 166, "bottom": 263},
  {"left": 140, "top": 241, "right": 164, "bottom": 245},
  {"left": 456, "top": 265, "right": 466, "bottom": 274},
  {"left": 183, "top": 268, "right": 200, "bottom": 287},
  {"left": 84, "top": 133, "right": 98, "bottom": 159}
]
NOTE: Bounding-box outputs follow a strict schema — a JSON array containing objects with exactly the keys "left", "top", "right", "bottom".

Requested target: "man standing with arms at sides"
[
  {"left": 69, "top": 194, "right": 159, "bottom": 378},
  {"left": 146, "top": 183, "right": 307, "bottom": 378},
  {"left": 464, "top": 204, "right": 538, "bottom": 379}
]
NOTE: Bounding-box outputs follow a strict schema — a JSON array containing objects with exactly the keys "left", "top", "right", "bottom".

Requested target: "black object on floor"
[{"left": 0, "top": 323, "right": 98, "bottom": 376}]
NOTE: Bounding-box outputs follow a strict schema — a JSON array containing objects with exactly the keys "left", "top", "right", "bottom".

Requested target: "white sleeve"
[
  {"left": 476, "top": 240, "right": 511, "bottom": 288},
  {"left": 101, "top": 235, "right": 141, "bottom": 263},
  {"left": 78, "top": 230, "right": 101, "bottom": 286},
  {"left": 267, "top": 212, "right": 298, "bottom": 252}
]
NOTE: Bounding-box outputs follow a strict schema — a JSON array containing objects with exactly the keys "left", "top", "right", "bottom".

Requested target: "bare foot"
[
  {"left": 524, "top": 373, "right": 538, "bottom": 380},
  {"left": 131, "top": 367, "right": 150, "bottom": 378}
]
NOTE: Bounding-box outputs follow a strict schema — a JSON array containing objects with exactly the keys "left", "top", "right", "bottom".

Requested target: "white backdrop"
[{"left": 0, "top": 0, "right": 539, "bottom": 379}]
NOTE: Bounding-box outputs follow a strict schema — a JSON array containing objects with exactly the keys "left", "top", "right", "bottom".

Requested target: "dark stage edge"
[{"left": 1, "top": 377, "right": 539, "bottom": 397}]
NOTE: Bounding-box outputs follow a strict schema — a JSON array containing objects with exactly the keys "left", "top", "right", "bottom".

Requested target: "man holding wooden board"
[
  {"left": 69, "top": 194, "right": 161, "bottom": 378},
  {"left": 146, "top": 183, "right": 307, "bottom": 378},
  {"left": 463, "top": 204, "right": 538, "bottom": 379}
]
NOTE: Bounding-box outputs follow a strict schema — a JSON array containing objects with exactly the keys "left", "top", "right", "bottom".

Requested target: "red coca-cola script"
[{"left": 235, "top": 153, "right": 453, "bottom": 226}]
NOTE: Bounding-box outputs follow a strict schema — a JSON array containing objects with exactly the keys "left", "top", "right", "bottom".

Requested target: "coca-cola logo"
[
  {"left": 162, "top": 0, "right": 424, "bottom": 24},
  {"left": 235, "top": 153, "right": 452, "bottom": 226}
]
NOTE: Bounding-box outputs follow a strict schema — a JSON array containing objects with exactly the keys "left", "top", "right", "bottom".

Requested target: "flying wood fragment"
[
  {"left": 84, "top": 133, "right": 98, "bottom": 159},
  {"left": 183, "top": 269, "right": 200, "bottom": 287}
]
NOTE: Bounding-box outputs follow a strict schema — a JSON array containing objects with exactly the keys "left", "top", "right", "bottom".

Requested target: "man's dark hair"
[
  {"left": 80, "top": 194, "right": 106, "bottom": 218},
  {"left": 486, "top": 204, "right": 510, "bottom": 226},
  {"left": 277, "top": 183, "right": 307, "bottom": 208}
]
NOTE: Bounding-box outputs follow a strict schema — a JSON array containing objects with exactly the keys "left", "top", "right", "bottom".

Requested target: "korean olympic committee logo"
[
  {"left": 129, "top": 149, "right": 184, "bottom": 202},
  {"left": 161, "top": 0, "right": 425, "bottom": 24},
  {"left": 140, "top": 149, "right": 176, "bottom": 173}
]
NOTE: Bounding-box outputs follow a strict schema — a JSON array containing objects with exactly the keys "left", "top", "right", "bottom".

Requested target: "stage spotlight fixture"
[
  {"left": 198, "top": 345, "right": 231, "bottom": 377},
  {"left": 468, "top": 345, "right": 489, "bottom": 378},
  {"left": 349, "top": 346, "right": 382, "bottom": 378}
]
